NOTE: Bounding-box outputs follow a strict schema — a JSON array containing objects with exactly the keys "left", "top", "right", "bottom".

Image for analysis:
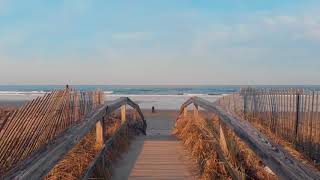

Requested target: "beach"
[
  {"left": 0, "top": 93, "right": 220, "bottom": 110},
  {"left": 0, "top": 96, "right": 194, "bottom": 179}
]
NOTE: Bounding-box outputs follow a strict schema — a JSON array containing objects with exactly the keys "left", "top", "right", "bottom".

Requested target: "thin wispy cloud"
[
  {"left": 0, "top": 1, "right": 319, "bottom": 85},
  {"left": 111, "top": 32, "right": 153, "bottom": 40}
]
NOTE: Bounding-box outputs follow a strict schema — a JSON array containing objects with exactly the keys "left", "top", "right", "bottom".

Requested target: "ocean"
[{"left": 0, "top": 85, "right": 319, "bottom": 109}]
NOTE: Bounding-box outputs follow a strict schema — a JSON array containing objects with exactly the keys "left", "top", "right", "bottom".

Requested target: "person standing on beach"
[{"left": 152, "top": 106, "right": 155, "bottom": 113}]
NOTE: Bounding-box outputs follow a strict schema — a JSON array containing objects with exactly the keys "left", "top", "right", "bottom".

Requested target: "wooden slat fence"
[
  {"left": 0, "top": 88, "right": 104, "bottom": 175},
  {"left": 217, "top": 88, "right": 320, "bottom": 163},
  {"left": 179, "top": 96, "right": 320, "bottom": 180},
  {"left": 2, "top": 97, "right": 146, "bottom": 180},
  {"left": 0, "top": 108, "right": 16, "bottom": 131}
]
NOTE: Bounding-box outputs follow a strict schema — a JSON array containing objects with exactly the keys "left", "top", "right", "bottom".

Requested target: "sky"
[{"left": 0, "top": 0, "right": 320, "bottom": 85}]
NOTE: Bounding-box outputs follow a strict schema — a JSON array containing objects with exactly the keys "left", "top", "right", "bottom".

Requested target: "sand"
[
  {"left": 111, "top": 110, "right": 197, "bottom": 180},
  {"left": 0, "top": 100, "right": 28, "bottom": 108}
]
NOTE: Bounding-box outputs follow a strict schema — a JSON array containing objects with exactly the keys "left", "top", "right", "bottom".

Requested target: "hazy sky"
[{"left": 0, "top": 0, "right": 319, "bottom": 85}]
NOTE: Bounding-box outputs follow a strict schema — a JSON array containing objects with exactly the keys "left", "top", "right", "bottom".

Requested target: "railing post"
[
  {"left": 220, "top": 121, "right": 229, "bottom": 156},
  {"left": 193, "top": 104, "right": 198, "bottom": 120},
  {"left": 183, "top": 107, "right": 188, "bottom": 118},
  {"left": 95, "top": 119, "right": 104, "bottom": 149},
  {"left": 121, "top": 104, "right": 126, "bottom": 123}
]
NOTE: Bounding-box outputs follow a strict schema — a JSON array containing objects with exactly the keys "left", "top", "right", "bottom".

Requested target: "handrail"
[
  {"left": 81, "top": 121, "right": 128, "bottom": 179},
  {"left": 3, "top": 97, "right": 147, "bottom": 180},
  {"left": 178, "top": 97, "right": 320, "bottom": 180}
]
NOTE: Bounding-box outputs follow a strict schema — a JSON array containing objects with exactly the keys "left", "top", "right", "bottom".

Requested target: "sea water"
[{"left": 0, "top": 85, "right": 319, "bottom": 109}]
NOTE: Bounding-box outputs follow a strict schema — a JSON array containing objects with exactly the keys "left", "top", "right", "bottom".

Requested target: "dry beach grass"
[
  {"left": 45, "top": 114, "right": 134, "bottom": 180},
  {"left": 173, "top": 111, "right": 277, "bottom": 180}
]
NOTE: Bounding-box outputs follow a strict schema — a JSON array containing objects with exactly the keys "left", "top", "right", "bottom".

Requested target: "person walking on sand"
[{"left": 152, "top": 106, "right": 155, "bottom": 113}]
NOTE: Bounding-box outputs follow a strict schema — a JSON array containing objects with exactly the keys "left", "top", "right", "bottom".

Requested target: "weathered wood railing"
[
  {"left": 3, "top": 97, "right": 147, "bottom": 180},
  {"left": 178, "top": 97, "right": 320, "bottom": 180},
  {"left": 239, "top": 88, "right": 320, "bottom": 162}
]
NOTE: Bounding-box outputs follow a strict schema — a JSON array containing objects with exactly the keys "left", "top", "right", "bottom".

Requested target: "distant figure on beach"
[{"left": 152, "top": 106, "right": 155, "bottom": 113}]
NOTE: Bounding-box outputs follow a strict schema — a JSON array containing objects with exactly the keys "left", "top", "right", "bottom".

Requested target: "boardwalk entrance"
[
  {"left": 112, "top": 111, "right": 196, "bottom": 180},
  {"left": 1, "top": 88, "right": 320, "bottom": 180}
]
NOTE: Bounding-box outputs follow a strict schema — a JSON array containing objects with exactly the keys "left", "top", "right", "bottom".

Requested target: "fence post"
[
  {"left": 308, "top": 92, "right": 315, "bottom": 156},
  {"left": 252, "top": 89, "right": 257, "bottom": 119},
  {"left": 243, "top": 88, "right": 248, "bottom": 118},
  {"left": 193, "top": 104, "right": 199, "bottom": 120},
  {"left": 95, "top": 119, "right": 104, "bottom": 149},
  {"left": 121, "top": 104, "right": 126, "bottom": 123},
  {"left": 294, "top": 93, "right": 300, "bottom": 144}
]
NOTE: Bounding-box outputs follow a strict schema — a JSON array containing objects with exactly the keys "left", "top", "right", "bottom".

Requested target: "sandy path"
[{"left": 112, "top": 110, "right": 196, "bottom": 180}]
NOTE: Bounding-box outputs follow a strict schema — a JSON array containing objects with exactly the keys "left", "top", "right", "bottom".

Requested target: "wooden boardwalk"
[{"left": 112, "top": 111, "right": 196, "bottom": 180}]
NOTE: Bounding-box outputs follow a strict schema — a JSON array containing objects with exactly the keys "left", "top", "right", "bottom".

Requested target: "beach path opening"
[{"left": 112, "top": 110, "right": 196, "bottom": 180}]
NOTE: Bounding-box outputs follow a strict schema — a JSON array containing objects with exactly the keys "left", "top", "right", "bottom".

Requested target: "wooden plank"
[
  {"left": 95, "top": 120, "right": 104, "bottom": 149},
  {"left": 219, "top": 122, "right": 229, "bottom": 157},
  {"left": 285, "top": 90, "right": 289, "bottom": 139},
  {"left": 178, "top": 97, "right": 320, "bottom": 180},
  {"left": 301, "top": 93, "right": 308, "bottom": 149},
  {"left": 183, "top": 107, "right": 187, "bottom": 118},
  {"left": 308, "top": 92, "right": 315, "bottom": 157},
  {"left": 294, "top": 93, "right": 301, "bottom": 143},
  {"left": 193, "top": 104, "right": 198, "bottom": 120},
  {"left": 121, "top": 104, "right": 126, "bottom": 123},
  {"left": 315, "top": 92, "right": 320, "bottom": 159}
]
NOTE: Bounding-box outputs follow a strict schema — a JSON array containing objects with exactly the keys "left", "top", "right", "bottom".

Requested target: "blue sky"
[{"left": 0, "top": 0, "right": 319, "bottom": 85}]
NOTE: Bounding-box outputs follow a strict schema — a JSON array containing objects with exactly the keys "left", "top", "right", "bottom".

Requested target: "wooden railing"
[
  {"left": 3, "top": 97, "right": 147, "bottom": 180},
  {"left": 178, "top": 97, "right": 320, "bottom": 180},
  {"left": 238, "top": 88, "right": 320, "bottom": 162}
]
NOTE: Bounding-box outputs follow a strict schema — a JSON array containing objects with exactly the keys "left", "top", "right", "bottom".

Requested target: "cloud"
[
  {"left": 191, "top": 10, "right": 320, "bottom": 56},
  {"left": 302, "top": 17, "right": 320, "bottom": 40},
  {"left": 1, "top": 1, "right": 320, "bottom": 85},
  {"left": 111, "top": 32, "right": 153, "bottom": 41},
  {"left": 262, "top": 13, "right": 320, "bottom": 40},
  {"left": 263, "top": 15, "right": 297, "bottom": 25}
]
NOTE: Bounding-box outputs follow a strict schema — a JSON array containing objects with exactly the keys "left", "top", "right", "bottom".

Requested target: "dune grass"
[
  {"left": 45, "top": 114, "right": 134, "bottom": 180},
  {"left": 173, "top": 112, "right": 277, "bottom": 180}
]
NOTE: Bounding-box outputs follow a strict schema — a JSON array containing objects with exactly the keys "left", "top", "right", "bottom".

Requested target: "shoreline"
[
  {"left": 0, "top": 99, "right": 184, "bottom": 111},
  {"left": 0, "top": 95, "right": 218, "bottom": 110}
]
